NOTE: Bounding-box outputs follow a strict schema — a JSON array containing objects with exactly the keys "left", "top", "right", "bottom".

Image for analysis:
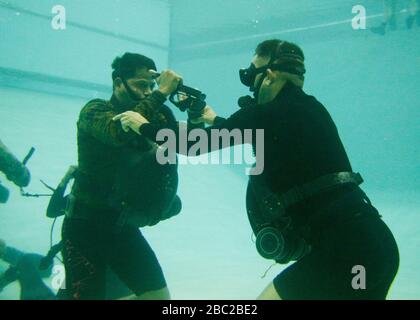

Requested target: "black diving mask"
[
  {"left": 239, "top": 63, "right": 306, "bottom": 100},
  {"left": 239, "top": 64, "right": 268, "bottom": 92}
]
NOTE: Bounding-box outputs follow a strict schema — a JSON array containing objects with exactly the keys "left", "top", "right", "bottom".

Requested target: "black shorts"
[
  {"left": 273, "top": 192, "right": 399, "bottom": 300},
  {"left": 61, "top": 217, "right": 167, "bottom": 300}
]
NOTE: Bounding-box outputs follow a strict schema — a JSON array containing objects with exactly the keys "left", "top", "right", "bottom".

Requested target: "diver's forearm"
[{"left": 139, "top": 116, "right": 237, "bottom": 156}]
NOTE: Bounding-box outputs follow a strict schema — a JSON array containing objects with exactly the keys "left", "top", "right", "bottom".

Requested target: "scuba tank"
[{"left": 111, "top": 141, "right": 181, "bottom": 228}]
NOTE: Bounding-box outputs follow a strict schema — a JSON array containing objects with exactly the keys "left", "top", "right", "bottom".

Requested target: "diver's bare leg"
[
  {"left": 406, "top": 0, "right": 419, "bottom": 28},
  {"left": 120, "top": 287, "right": 171, "bottom": 300},
  {"left": 257, "top": 282, "right": 283, "bottom": 300}
]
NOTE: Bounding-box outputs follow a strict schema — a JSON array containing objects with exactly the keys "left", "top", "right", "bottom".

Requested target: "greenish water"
[{"left": 0, "top": 0, "right": 419, "bottom": 299}]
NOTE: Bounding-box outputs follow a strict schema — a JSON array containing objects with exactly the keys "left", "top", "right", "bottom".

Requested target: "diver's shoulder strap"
[{"left": 279, "top": 172, "right": 364, "bottom": 209}]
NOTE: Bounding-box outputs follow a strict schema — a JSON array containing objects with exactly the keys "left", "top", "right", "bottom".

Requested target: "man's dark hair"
[
  {"left": 111, "top": 52, "right": 157, "bottom": 82},
  {"left": 255, "top": 39, "right": 305, "bottom": 62}
]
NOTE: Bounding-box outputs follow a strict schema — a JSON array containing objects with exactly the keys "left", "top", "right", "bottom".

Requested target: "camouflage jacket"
[{"left": 73, "top": 90, "right": 176, "bottom": 211}]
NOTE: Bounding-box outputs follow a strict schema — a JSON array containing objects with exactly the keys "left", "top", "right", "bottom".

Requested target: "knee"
[{"left": 134, "top": 287, "right": 171, "bottom": 300}]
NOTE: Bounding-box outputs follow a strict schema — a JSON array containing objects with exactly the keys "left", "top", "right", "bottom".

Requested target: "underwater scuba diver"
[
  {"left": 114, "top": 39, "right": 400, "bottom": 300},
  {"left": 0, "top": 141, "right": 48, "bottom": 299},
  {"left": 0, "top": 139, "right": 31, "bottom": 203},
  {"left": 61, "top": 52, "right": 184, "bottom": 300},
  {"left": 371, "top": 0, "right": 420, "bottom": 35},
  {"left": 0, "top": 239, "right": 55, "bottom": 300}
]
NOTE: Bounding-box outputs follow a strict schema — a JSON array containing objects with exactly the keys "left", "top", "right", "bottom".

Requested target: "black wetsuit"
[{"left": 140, "top": 81, "right": 400, "bottom": 299}]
